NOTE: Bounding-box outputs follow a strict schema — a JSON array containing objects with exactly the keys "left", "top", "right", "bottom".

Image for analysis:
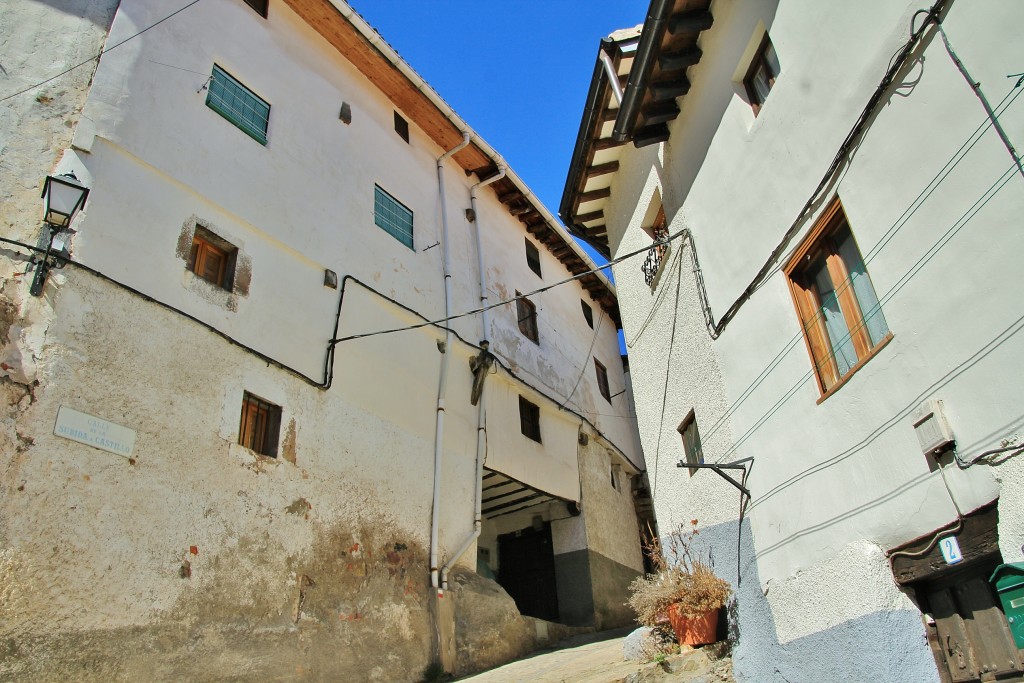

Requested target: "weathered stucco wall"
[
  {"left": 601, "top": 0, "right": 1024, "bottom": 681},
  {"left": 0, "top": 0, "right": 119, "bottom": 244},
  {"left": 1, "top": 0, "right": 646, "bottom": 678}
]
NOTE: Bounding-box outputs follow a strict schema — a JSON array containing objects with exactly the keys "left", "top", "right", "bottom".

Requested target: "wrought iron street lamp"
[{"left": 32, "top": 172, "right": 89, "bottom": 296}]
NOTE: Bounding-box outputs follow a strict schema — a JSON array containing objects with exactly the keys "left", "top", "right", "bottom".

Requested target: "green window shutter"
[{"left": 206, "top": 65, "right": 270, "bottom": 145}]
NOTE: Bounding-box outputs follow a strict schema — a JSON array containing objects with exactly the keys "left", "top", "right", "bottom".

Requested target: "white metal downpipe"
[
  {"left": 599, "top": 49, "right": 624, "bottom": 105},
  {"left": 440, "top": 164, "right": 506, "bottom": 590},
  {"left": 430, "top": 132, "right": 471, "bottom": 593}
]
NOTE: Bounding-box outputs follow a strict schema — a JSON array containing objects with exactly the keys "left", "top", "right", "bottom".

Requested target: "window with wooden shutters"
[
  {"left": 519, "top": 396, "right": 541, "bottom": 443},
  {"left": 239, "top": 392, "right": 281, "bottom": 457},
  {"left": 188, "top": 225, "right": 237, "bottom": 290},
  {"left": 516, "top": 292, "right": 539, "bottom": 344},
  {"left": 785, "top": 200, "right": 891, "bottom": 399},
  {"left": 595, "top": 359, "right": 611, "bottom": 403}
]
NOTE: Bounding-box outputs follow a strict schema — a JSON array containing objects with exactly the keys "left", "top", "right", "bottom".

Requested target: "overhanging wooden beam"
[
  {"left": 585, "top": 161, "right": 620, "bottom": 178},
  {"left": 634, "top": 124, "right": 671, "bottom": 148},
  {"left": 575, "top": 210, "right": 604, "bottom": 223},
  {"left": 668, "top": 10, "right": 714, "bottom": 35},
  {"left": 659, "top": 46, "right": 703, "bottom": 71},
  {"left": 641, "top": 101, "right": 681, "bottom": 126},
  {"left": 579, "top": 187, "right": 611, "bottom": 203},
  {"left": 592, "top": 137, "right": 627, "bottom": 151},
  {"left": 652, "top": 77, "right": 691, "bottom": 101}
]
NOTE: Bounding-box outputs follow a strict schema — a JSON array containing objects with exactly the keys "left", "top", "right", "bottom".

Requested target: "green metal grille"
[
  {"left": 374, "top": 186, "right": 414, "bottom": 249},
  {"left": 206, "top": 65, "right": 270, "bottom": 145}
]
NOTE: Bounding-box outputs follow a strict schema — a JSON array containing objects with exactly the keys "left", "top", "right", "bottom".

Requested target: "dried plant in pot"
[{"left": 627, "top": 520, "right": 731, "bottom": 646}]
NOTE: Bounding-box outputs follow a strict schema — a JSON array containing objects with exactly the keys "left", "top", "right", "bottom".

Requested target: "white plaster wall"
[{"left": 601, "top": 0, "right": 1024, "bottom": 680}]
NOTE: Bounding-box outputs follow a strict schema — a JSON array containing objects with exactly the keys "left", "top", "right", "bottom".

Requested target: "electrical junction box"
[{"left": 912, "top": 399, "right": 955, "bottom": 456}]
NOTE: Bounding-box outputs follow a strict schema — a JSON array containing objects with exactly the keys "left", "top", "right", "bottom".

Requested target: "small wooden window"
[
  {"left": 519, "top": 396, "right": 541, "bottom": 443},
  {"left": 188, "top": 225, "right": 236, "bottom": 290},
  {"left": 595, "top": 359, "right": 611, "bottom": 403},
  {"left": 394, "top": 111, "right": 410, "bottom": 143},
  {"left": 525, "top": 238, "right": 542, "bottom": 278},
  {"left": 785, "top": 200, "right": 891, "bottom": 397},
  {"left": 581, "top": 300, "right": 594, "bottom": 328},
  {"left": 239, "top": 392, "right": 281, "bottom": 457},
  {"left": 744, "top": 35, "right": 781, "bottom": 115},
  {"left": 516, "top": 292, "right": 539, "bottom": 344},
  {"left": 677, "top": 410, "right": 704, "bottom": 476},
  {"left": 242, "top": 0, "right": 268, "bottom": 17}
]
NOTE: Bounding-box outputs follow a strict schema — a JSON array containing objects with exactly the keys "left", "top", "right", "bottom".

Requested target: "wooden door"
[
  {"left": 921, "top": 562, "right": 1023, "bottom": 682},
  {"left": 497, "top": 522, "right": 560, "bottom": 622}
]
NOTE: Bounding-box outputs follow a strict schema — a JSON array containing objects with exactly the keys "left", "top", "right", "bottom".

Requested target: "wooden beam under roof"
[
  {"left": 652, "top": 77, "right": 691, "bottom": 102},
  {"left": 578, "top": 187, "right": 611, "bottom": 203},
  {"left": 659, "top": 46, "right": 703, "bottom": 71},
  {"left": 592, "top": 137, "right": 628, "bottom": 151},
  {"left": 640, "top": 101, "right": 681, "bottom": 126},
  {"left": 498, "top": 190, "right": 524, "bottom": 204},
  {"left": 586, "top": 161, "right": 620, "bottom": 178},
  {"left": 575, "top": 209, "right": 604, "bottom": 223},
  {"left": 668, "top": 9, "right": 714, "bottom": 35},
  {"left": 634, "top": 123, "right": 671, "bottom": 148}
]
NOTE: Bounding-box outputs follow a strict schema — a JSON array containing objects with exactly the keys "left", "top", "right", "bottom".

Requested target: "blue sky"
[{"left": 349, "top": 1, "right": 648, "bottom": 265}]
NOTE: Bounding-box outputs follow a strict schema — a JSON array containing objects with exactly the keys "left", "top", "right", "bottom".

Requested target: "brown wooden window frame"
[
  {"left": 677, "top": 409, "right": 704, "bottom": 476},
  {"left": 525, "top": 238, "right": 542, "bottom": 278},
  {"left": 594, "top": 359, "right": 611, "bottom": 403},
  {"left": 784, "top": 199, "right": 893, "bottom": 401},
  {"left": 239, "top": 392, "right": 282, "bottom": 457},
  {"left": 188, "top": 225, "right": 237, "bottom": 291},
  {"left": 516, "top": 291, "right": 539, "bottom": 344},
  {"left": 743, "top": 34, "right": 780, "bottom": 115},
  {"left": 242, "top": 0, "right": 268, "bottom": 18},
  {"left": 519, "top": 396, "right": 541, "bottom": 443}
]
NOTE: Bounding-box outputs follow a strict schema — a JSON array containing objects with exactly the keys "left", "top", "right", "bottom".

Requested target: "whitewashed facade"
[
  {"left": 562, "top": 1, "right": 1024, "bottom": 681},
  {"left": 0, "top": 1, "right": 645, "bottom": 680}
]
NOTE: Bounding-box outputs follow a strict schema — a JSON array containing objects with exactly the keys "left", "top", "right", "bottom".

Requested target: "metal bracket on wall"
[{"left": 676, "top": 456, "right": 754, "bottom": 585}]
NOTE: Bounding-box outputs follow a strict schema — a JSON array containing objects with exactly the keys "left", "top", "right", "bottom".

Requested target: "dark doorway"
[{"left": 497, "top": 522, "right": 559, "bottom": 622}]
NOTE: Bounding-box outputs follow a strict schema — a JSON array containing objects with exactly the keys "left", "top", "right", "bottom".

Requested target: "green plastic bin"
[{"left": 990, "top": 562, "right": 1024, "bottom": 649}]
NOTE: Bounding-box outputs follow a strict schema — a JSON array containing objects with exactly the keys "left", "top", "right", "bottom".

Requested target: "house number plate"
[{"left": 939, "top": 536, "right": 963, "bottom": 565}]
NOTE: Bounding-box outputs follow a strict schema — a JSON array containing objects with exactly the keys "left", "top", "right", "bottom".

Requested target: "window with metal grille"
[
  {"left": 188, "top": 225, "right": 237, "bottom": 290},
  {"left": 374, "top": 185, "right": 414, "bottom": 249},
  {"left": 519, "top": 396, "right": 541, "bottom": 443},
  {"left": 242, "top": 0, "right": 267, "bottom": 17},
  {"left": 678, "top": 410, "right": 704, "bottom": 476},
  {"left": 525, "top": 238, "right": 542, "bottom": 278},
  {"left": 594, "top": 359, "right": 611, "bottom": 403},
  {"left": 581, "top": 300, "right": 594, "bottom": 328},
  {"left": 206, "top": 65, "right": 270, "bottom": 145},
  {"left": 744, "top": 35, "right": 781, "bottom": 115},
  {"left": 785, "top": 199, "right": 891, "bottom": 398},
  {"left": 516, "top": 292, "right": 538, "bottom": 344},
  {"left": 239, "top": 392, "right": 281, "bottom": 457}
]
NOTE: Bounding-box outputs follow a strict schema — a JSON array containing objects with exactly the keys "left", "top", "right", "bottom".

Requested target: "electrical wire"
[
  {"left": 329, "top": 228, "right": 686, "bottom": 345},
  {"left": 0, "top": 0, "right": 206, "bottom": 104},
  {"left": 558, "top": 310, "right": 604, "bottom": 409},
  {"left": 694, "top": 81, "right": 1024, "bottom": 452}
]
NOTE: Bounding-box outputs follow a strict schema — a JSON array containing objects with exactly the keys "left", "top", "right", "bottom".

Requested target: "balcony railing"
[{"left": 641, "top": 228, "right": 670, "bottom": 288}]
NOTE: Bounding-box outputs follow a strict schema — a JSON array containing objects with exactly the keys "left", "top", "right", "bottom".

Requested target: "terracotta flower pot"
[{"left": 667, "top": 603, "right": 719, "bottom": 646}]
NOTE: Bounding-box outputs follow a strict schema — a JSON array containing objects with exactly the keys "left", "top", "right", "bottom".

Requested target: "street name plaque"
[{"left": 53, "top": 405, "right": 136, "bottom": 458}]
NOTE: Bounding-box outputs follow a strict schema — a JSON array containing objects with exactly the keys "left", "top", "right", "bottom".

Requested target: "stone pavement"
[{"left": 454, "top": 629, "right": 734, "bottom": 683}]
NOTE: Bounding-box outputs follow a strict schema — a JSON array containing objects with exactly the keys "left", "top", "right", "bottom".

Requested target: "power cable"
[
  {"left": 0, "top": 0, "right": 205, "bottom": 104},
  {"left": 695, "top": 79, "right": 1024, "bottom": 450},
  {"left": 558, "top": 310, "right": 605, "bottom": 409},
  {"left": 329, "top": 228, "right": 686, "bottom": 345}
]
